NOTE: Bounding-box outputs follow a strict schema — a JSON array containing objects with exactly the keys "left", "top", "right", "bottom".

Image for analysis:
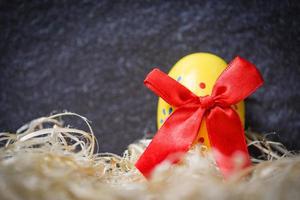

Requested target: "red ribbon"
[{"left": 135, "top": 56, "right": 264, "bottom": 178}]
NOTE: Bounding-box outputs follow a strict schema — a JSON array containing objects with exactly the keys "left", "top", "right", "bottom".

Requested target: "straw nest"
[{"left": 0, "top": 112, "right": 299, "bottom": 200}]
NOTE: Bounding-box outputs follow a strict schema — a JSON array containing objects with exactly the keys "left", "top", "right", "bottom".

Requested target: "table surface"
[{"left": 0, "top": 0, "right": 299, "bottom": 154}]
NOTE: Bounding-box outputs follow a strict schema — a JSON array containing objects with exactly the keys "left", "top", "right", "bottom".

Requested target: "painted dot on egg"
[
  {"left": 169, "top": 107, "right": 173, "bottom": 114},
  {"left": 177, "top": 76, "right": 182, "bottom": 82},
  {"left": 199, "top": 82, "right": 206, "bottom": 89},
  {"left": 160, "top": 119, "right": 164, "bottom": 124},
  {"left": 162, "top": 108, "right": 166, "bottom": 115},
  {"left": 198, "top": 137, "right": 205, "bottom": 143}
]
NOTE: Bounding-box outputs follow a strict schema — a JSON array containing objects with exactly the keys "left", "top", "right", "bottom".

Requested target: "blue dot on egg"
[
  {"left": 177, "top": 76, "right": 182, "bottom": 82},
  {"left": 169, "top": 107, "right": 173, "bottom": 114},
  {"left": 160, "top": 119, "right": 164, "bottom": 124},
  {"left": 162, "top": 108, "right": 166, "bottom": 115}
]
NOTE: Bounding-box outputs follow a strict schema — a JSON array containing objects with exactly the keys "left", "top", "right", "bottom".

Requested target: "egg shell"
[{"left": 157, "top": 53, "right": 245, "bottom": 148}]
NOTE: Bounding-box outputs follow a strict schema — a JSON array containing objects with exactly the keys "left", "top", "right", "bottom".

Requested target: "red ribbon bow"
[{"left": 135, "top": 56, "right": 264, "bottom": 178}]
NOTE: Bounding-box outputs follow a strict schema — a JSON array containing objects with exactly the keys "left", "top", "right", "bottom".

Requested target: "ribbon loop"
[
  {"left": 212, "top": 57, "right": 264, "bottom": 105},
  {"left": 144, "top": 68, "right": 196, "bottom": 107}
]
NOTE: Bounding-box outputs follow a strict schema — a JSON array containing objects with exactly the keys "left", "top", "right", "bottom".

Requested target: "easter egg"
[{"left": 157, "top": 53, "right": 245, "bottom": 149}]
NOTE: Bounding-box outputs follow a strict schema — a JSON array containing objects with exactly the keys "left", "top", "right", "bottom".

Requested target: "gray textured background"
[{"left": 0, "top": 0, "right": 299, "bottom": 154}]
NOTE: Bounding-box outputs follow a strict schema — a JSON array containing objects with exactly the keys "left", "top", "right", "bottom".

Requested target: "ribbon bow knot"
[
  {"left": 136, "top": 56, "right": 264, "bottom": 178},
  {"left": 199, "top": 95, "right": 215, "bottom": 109}
]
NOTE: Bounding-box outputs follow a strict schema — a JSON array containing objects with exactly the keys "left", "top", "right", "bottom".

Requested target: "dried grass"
[{"left": 0, "top": 112, "right": 299, "bottom": 200}]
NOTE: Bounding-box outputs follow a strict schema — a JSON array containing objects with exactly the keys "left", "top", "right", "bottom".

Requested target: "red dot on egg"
[
  {"left": 199, "top": 82, "right": 206, "bottom": 89},
  {"left": 198, "top": 137, "right": 205, "bottom": 143}
]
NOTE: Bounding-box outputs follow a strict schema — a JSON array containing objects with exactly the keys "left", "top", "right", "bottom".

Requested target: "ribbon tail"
[
  {"left": 206, "top": 107, "right": 251, "bottom": 178},
  {"left": 135, "top": 107, "right": 205, "bottom": 178}
]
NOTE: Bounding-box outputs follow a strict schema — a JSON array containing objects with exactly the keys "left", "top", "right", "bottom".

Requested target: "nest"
[{"left": 0, "top": 112, "right": 299, "bottom": 200}]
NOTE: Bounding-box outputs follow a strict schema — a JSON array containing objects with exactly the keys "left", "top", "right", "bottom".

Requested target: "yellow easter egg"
[{"left": 157, "top": 53, "right": 245, "bottom": 149}]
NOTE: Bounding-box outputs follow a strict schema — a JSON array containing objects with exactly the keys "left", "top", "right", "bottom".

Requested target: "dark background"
[{"left": 0, "top": 0, "right": 299, "bottom": 154}]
